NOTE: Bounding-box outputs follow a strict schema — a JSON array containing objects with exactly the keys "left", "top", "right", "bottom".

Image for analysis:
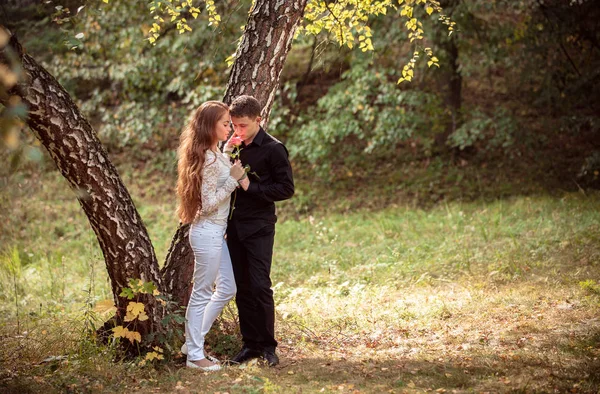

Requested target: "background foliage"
[{"left": 3, "top": 0, "right": 599, "bottom": 185}]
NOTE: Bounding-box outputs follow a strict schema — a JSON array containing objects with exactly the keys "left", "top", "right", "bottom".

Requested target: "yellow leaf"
[
  {"left": 431, "top": 56, "right": 439, "bottom": 62},
  {"left": 112, "top": 325, "right": 127, "bottom": 338},
  {"left": 145, "top": 351, "right": 160, "bottom": 361},
  {"left": 126, "top": 330, "right": 142, "bottom": 343},
  {"left": 102, "top": 0, "right": 108, "bottom": 3},
  {"left": 426, "top": 6, "right": 433, "bottom": 15},
  {"left": 128, "top": 301, "right": 145, "bottom": 315}
]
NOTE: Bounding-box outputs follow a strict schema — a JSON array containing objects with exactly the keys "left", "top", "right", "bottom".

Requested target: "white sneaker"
[
  {"left": 181, "top": 343, "right": 220, "bottom": 363},
  {"left": 206, "top": 355, "right": 220, "bottom": 363},
  {"left": 186, "top": 359, "right": 222, "bottom": 371}
]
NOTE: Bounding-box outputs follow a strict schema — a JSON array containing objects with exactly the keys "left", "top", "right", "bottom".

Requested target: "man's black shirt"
[{"left": 228, "top": 128, "right": 294, "bottom": 240}]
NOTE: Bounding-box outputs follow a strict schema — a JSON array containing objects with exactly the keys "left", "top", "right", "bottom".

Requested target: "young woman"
[{"left": 176, "top": 101, "right": 245, "bottom": 371}]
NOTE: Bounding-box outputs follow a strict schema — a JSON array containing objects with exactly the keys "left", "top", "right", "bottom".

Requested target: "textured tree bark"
[
  {"left": 223, "top": 0, "right": 309, "bottom": 124},
  {"left": 160, "top": 223, "right": 193, "bottom": 307},
  {"left": 0, "top": 32, "right": 163, "bottom": 342},
  {"left": 162, "top": 0, "right": 308, "bottom": 307}
]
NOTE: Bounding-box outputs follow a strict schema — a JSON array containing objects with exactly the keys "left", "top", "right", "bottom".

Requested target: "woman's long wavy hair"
[{"left": 177, "top": 101, "right": 229, "bottom": 224}]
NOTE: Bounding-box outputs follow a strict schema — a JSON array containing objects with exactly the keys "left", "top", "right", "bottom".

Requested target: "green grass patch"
[{"left": 1, "top": 165, "right": 599, "bottom": 393}]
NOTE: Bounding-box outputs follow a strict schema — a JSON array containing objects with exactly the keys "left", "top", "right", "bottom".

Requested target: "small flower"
[{"left": 230, "top": 135, "right": 243, "bottom": 147}]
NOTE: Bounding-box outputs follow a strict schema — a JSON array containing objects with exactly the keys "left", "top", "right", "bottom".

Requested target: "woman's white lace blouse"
[{"left": 195, "top": 150, "right": 238, "bottom": 224}]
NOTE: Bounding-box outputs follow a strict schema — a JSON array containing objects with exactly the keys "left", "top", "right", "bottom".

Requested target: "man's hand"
[{"left": 238, "top": 176, "right": 250, "bottom": 191}]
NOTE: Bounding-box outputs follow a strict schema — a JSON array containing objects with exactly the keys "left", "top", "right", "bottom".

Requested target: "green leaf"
[{"left": 119, "top": 287, "right": 135, "bottom": 300}]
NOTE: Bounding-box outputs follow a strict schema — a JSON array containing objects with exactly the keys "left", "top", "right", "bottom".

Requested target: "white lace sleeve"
[{"left": 199, "top": 154, "right": 238, "bottom": 216}]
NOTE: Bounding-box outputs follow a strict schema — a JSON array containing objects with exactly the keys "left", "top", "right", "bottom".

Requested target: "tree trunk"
[
  {"left": 444, "top": 36, "right": 462, "bottom": 133},
  {"left": 162, "top": 0, "right": 308, "bottom": 307},
  {"left": 223, "top": 0, "right": 308, "bottom": 124},
  {"left": 0, "top": 32, "right": 163, "bottom": 343},
  {"left": 434, "top": 0, "right": 462, "bottom": 152}
]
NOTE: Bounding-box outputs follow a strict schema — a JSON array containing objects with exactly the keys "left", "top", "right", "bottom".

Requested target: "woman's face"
[{"left": 215, "top": 111, "right": 231, "bottom": 142}]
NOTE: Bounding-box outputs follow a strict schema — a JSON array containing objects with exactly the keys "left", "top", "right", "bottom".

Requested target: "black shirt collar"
[{"left": 246, "top": 127, "right": 266, "bottom": 147}]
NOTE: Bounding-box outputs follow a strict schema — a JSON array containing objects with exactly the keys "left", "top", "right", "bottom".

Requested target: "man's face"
[{"left": 231, "top": 115, "right": 261, "bottom": 143}]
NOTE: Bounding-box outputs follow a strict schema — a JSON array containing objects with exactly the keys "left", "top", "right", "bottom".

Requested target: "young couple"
[{"left": 176, "top": 95, "right": 294, "bottom": 371}]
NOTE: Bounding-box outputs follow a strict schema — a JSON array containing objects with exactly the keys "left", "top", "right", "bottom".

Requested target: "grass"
[{"left": 1, "top": 159, "right": 600, "bottom": 393}]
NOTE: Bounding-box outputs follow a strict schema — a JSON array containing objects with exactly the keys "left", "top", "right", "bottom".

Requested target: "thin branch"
[{"left": 324, "top": 1, "right": 346, "bottom": 47}]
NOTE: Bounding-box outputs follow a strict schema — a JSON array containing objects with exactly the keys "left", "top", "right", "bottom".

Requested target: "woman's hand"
[{"left": 230, "top": 160, "right": 246, "bottom": 180}]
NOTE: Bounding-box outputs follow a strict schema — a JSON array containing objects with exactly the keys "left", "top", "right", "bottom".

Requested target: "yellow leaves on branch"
[
  {"left": 124, "top": 301, "right": 149, "bottom": 322},
  {"left": 398, "top": 47, "right": 438, "bottom": 83},
  {"left": 139, "top": 346, "right": 165, "bottom": 366},
  {"left": 103, "top": 0, "right": 455, "bottom": 75},
  {"left": 144, "top": 0, "right": 221, "bottom": 45},
  {"left": 112, "top": 326, "right": 142, "bottom": 343},
  {"left": 109, "top": 279, "right": 159, "bottom": 345},
  {"left": 301, "top": 0, "right": 455, "bottom": 83}
]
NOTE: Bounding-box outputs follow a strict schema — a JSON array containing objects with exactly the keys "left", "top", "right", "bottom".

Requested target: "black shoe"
[
  {"left": 262, "top": 350, "right": 279, "bottom": 366},
  {"left": 230, "top": 347, "right": 261, "bottom": 364}
]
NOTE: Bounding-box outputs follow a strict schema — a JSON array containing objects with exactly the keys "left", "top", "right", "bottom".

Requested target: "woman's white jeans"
[{"left": 185, "top": 220, "right": 236, "bottom": 361}]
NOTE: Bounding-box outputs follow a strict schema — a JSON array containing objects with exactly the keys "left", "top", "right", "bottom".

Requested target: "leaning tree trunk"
[
  {"left": 161, "top": 0, "right": 308, "bottom": 307},
  {"left": 222, "top": 0, "right": 309, "bottom": 124},
  {"left": 0, "top": 32, "right": 163, "bottom": 343}
]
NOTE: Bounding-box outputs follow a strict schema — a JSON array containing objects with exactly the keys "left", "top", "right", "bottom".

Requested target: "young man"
[{"left": 226, "top": 95, "right": 294, "bottom": 366}]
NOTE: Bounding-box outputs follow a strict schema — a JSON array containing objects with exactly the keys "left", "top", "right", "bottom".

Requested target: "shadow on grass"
[{"left": 268, "top": 346, "right": 600, "bottom": 392}]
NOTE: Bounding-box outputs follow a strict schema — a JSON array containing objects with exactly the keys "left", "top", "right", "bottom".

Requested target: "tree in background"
[{"left": 289, "top": 0, "right": 599, "bottom": 176}]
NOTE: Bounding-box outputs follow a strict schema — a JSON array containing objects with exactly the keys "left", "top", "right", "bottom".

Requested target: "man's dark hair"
[{"left": 230, "top": 95, "right": 262, "bottom": 118}]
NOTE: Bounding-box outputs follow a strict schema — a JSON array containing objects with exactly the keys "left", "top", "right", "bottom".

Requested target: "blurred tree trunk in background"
[
  {"left": 434, "top": 0, "right": 463, "bottom": 151},
  {"left": 434, "top": 0, "right": 463, "bottom": 153}
]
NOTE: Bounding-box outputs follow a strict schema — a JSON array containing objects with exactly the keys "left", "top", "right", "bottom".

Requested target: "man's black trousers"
[{"left": 227, "top": 223, "right": 277, "bottom": 352}]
